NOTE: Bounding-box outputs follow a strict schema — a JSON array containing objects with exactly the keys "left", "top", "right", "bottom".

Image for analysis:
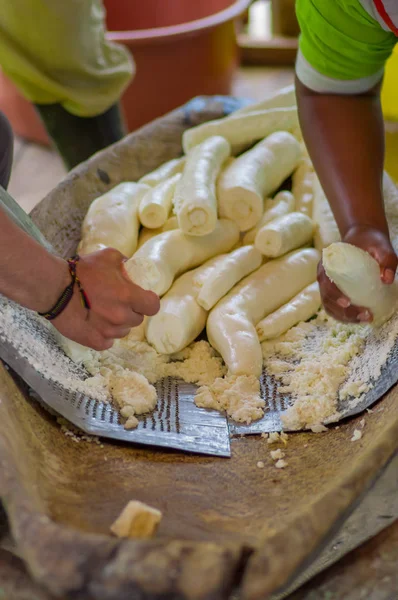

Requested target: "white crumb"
[
  {"left": 267, "top": 432, "right": 281, "bottom": 445},
  {"left": 270, "top": 449, "right": 285, "bottom": 461},
  {"left": 275, "top": 459, "right": 288, "bottom": 469},
  {"left": 166, "top": 341, "right": 226, "bottom": 386},
  {"left": 280, "top": 432, "right": 289, "bottom": 444},
  {"left": 351, "top": 429, "right": 363, "bottom": 442},
  {"left": 124, "top": 416, "right": 139, "bottom": 430},
  {"left": 195, "top": 374, "right": 265, "bottom": 423},
  {"left": 310, "top": 423, "right": 328, "bottom": 433},
  {"left": 257, "top": 461, "right": 265, "bottom": 469}
]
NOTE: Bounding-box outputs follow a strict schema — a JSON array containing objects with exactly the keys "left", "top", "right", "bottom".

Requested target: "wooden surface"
[
  {"left": 0, "top": 96, "right": 397, "bottom": 599},
  {"left": 1, "top": 519, "right": 398, "bottom": 600},
  {"left": 4, "top": 66, "right": 398, "bottom": 600}
]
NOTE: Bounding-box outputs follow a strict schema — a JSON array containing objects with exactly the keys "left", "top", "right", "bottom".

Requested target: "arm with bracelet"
[
  {"left": 295, "top": 0, "right": 398, "bottom": 323},
  {"left": 0, "top": 113, "right": 159, "bottom": 351}
]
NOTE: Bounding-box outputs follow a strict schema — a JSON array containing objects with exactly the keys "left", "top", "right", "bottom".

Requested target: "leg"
[
  {"left": 0, "top": 112, "right": 13, "bottom": 190},
  {"left": 35, "top": 103, "right": 126, "bottom": 170}
]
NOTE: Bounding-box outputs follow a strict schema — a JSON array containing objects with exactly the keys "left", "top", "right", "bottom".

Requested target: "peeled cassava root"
[
  {"left": 312, "top": 176, "right": 340, "bottom": 251},
  {"left": 139, "top": 157, "right": 185, "bottom": 187},
  {"left": 193, "top": 245, "right": 263, "bottom": 311},
  {"left": 137, "top": 216, "right": 179, "bottom": 249},
  {"left": 323, "top": 242, "right": 398, "bottom": 325},
  {"left": 218, "top": 132, "right": 301, "bottom": 232},
  {"left": 79, "top": 183, "right": 149, "bottom": 257},
  {"left": 145, "top": 268, "right": 209, "bottom": 354},
  {"left": 243, "top": 191, "right": 295, "bottom": 245},
  {"left": 292, "top": 159, "right": 314, "bottom": 217},
  {"left": 125, "top": 219, "right": 239, "bottom": 296},
  {"left": 183, "top": 107, "right": 300, "bottom": 154},
  {"left": 207, "top": 248, "right": 320, "bottom": 377},
  {"left": 256, "top": 282, "right": 321, "bottom": 340},
  {"left": 254, "top": 212, "right": 314, "bottom": 257},
  {"left": 138, "top": 174, "right": 180, "bottom": 229},
  {"left": 174, "top": 136, "right": 230, "bottom": 236}
]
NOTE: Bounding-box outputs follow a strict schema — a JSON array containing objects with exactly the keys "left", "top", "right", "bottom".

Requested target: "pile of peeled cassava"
[{"left": 59, "top": 85, "right": 398, "bottom": 429}]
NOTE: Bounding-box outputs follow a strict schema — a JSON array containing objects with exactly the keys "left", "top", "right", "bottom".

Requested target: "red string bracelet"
[{"left": 38, "top": 255, "right": 90, "bottom": 321}]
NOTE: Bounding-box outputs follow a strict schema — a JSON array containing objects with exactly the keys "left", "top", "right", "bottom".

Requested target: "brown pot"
[{"left": 0, "top": 0, "right": 250, "bottom": 146}]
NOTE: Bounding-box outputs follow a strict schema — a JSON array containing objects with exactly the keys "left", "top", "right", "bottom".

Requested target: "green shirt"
[{"left": 296, "top": 0, "right": 397, "bottom": 93}]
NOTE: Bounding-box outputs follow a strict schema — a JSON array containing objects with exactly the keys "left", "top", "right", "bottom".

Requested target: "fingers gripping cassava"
[
  {"left": 174, "top": 136, "right": 230, "bottom": 236},
  {"left": 243, "top": 191, "right": 296, "bottom": 244},
  {"left": 256, "top": 281, "right": 321, "bottom": 340},
  {"left": 79, "top": 183, "right": 150, "bottom": 257},
  {"left": 218, "top": 132, "right": 301, "bottom": 232},
  {"left": 207, "top": 248, "right": 320, "bottom": 377},
  {"left": 254, "top": 212, "right": 314, "bottom": 257},
  {"left": 125, "top": 219, "right": 240, "bottom": 296},
  {"left": 323, "top": 242, "right": 398, "bottom": 325},
  {"left": 182, "top": 107, "right": 300, "bottom": 154},
  {"left": 138, "top": 173, "right": 181, "bottom": 229}
]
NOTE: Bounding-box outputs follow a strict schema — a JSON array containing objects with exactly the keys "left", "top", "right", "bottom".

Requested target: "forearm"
[
  {"left": 295, "top": 76, "right": 388, "bottom": 238},
  {"left": 0, "top": 206, "right": 69, "bottom": 311}
]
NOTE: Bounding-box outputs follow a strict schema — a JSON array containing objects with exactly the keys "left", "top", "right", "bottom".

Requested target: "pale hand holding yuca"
[
  {"left": 182, "top": 107, "right": 299, "bottom": 155},
  {"left": 243, "top": 191, "right": 295, "bottom": 244},
  {"left": 218, "top": 132, "right": 301, "bottom": 232},
  {"left": 292, "top": 159, "right": 314, "bottom": 217},
  {"left": 139, "top": 157, "right": 185, "bottom": 187},
  {"left": 138, "top": 173, "right": 181, "bottom": 229},
  {"left": 193, "top": 245, "right": 263, "bottom": 310},
  {"left": 254, "top": 212, "right": 314, "bottom": 257},
  {"left": 323, "top": 242, "right": 398, "bottom": 325},
  {"left": 256, "top": 281, "right": 321, "bottom": 340},
  {"left": 78, "top": 183, "right": 149, "bottom": 257},
  {"left": 124, "top": 219, "right": 239, "bottom": 296},
  {"left": 174, "top": 136, "right": 230, "bottom": 236},
  {"left": 207, "top": 248, "right": 320, "bottom": 377}
]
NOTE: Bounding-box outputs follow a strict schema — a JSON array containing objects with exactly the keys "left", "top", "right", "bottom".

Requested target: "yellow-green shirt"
[{"left": 296, "top": 0, "right": 397, "bottom": 93}]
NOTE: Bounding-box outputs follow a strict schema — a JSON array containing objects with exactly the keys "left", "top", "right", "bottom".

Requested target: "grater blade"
[{"left": 0, "top": 303, "right": 231, "bottom": 458}]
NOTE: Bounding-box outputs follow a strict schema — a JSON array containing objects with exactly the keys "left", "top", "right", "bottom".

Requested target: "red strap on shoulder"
[{"left": 373, "top": 0, "right": 398, "bottom": 35}]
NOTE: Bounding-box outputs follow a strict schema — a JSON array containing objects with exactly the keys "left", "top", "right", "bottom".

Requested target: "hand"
[
  {"left": 52, "top": 248, "right": 160, "bottom": 350},
  {"left": 318, "top": 225, "right": 398, "bottom": 324}
]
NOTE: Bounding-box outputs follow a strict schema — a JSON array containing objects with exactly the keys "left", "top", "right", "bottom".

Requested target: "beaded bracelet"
[{"left": 38, "top": 255, "right": 90, "bottom": 321}]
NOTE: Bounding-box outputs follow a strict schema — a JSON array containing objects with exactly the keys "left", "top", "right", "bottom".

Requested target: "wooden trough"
[{"left": 0, "top": 97, "right": 397, "bottom": 600}]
